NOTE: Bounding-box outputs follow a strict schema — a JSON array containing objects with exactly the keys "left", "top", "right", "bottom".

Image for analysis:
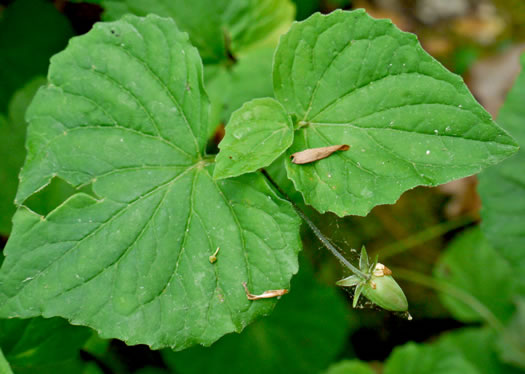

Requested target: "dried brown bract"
[
  {"left": 290, "top": 144, "right": 350, "bottom": 164},
  {"left": 242, "top": 282, "right": 288, "bottom": 300}
]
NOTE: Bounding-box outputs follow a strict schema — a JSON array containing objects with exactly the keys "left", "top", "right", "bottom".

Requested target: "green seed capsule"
[{"left": 362, "top": 273, "right": 408, "bottom": 312}]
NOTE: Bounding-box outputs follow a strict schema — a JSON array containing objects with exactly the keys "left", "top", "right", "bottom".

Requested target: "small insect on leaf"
[
  {"left": 242, "top": 282, "right": 289, "bottom": 300},
  {"left": 290, "top": 144, "right": 350, "bottom": 164}
]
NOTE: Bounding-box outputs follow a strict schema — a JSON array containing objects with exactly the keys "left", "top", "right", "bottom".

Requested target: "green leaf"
[
  {"left": 134, "top": 368, "right": 170, "bottom": 374},
  {"left": 0, "top": 0, "right": 73, "bottom": 114},
  {"left": 214, "top": 98, "right": 294, "bottom": 179},
  {"left": 323, "top": 360, "right": 374, "bottom": 374},
  {"left": 478, "top": 53, "right": 525, "bottom": 285},
  {"left": 0, "top": 15, "right": 301, "bottom": 350},
  {"left": 0, "top": 109, "right": 24, "bottom": 235},
  {"left": 83, "top": 362, "right": 105, "bottom": 374},
  {"left": 435, "top": 327, "right": 523, "bottom": 374},
  {"left": 0, "top": 317, "right": 91, "bottom": 374},
  {"left": 292, "top": 0, "right": 320, "bottom": 21},
  {"left": 496, "top": 299, "right": 525, "bottom": 369},
  {"left": 384, "top": 342, "right": 479, "bottom": 374},
  {"left": 359, "top": 246, "right": 369, "bottom": 272},
  {"left": 0, "top": 348, "right": 13, "bottom": 374},
  {"left": 353, "top": 283, "right": 364, "bottom": 308},
  {"left": 100, "top": 0, "right": 295, "bottom": 64},
  {"left": 434, "top": 228, "right": 515, "bottom": 323},
  {"left": 0, "top": 78, "right": 75, "bottom": 235},
  {"left": 97, "top": 1, "right": 285, "bottom": 133},
  {"left": 162, "top": 258, "right": 350, "bottom": 374},
  {"left": 273, "top": 9, "right": 518, "bottom": 216},
  {"left": 81, "top": 332, "right": 110, "bottom": 358},
  {"left": 336, "top": 275, "right": 360, "bottom": 287},
  {"left": 206, "top": 47, "right": 276, "bottom": 134}
]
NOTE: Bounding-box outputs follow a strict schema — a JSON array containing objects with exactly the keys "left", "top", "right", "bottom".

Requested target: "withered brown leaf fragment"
[
  {"left": 290, "top": 144, "right": 350, "bottom": 164},
  {"left": 242, "top": 282, "right": 289, "bottom": 300}
]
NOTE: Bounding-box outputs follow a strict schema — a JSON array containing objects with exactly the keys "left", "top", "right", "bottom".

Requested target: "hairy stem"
[{"left": 261, "top": 169, "right": 369, "bottom": 280}]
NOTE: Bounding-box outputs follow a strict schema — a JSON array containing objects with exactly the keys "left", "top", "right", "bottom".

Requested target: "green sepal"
[
  {"left": 369, "top": 254, "right": 379, "bottom": 273},
  {"left": 336, "top": 275, "right": 361, "bottom": 287},
  {"left": 353, "top": 283, "right": 364, "bottom": 308},
  {"left": 359, "top": 246, "right": 369, "bottom": 272}
]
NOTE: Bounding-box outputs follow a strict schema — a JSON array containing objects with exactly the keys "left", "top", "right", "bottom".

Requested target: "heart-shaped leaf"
[
  {"left": 273, "top": 10, "right": 518, "bottom": 216},
  {"left": 214, "top": 98, "right": 294, "bottom": 179},
  {"left": 0, "top": 15, "right": 301, "bottom": 350}
]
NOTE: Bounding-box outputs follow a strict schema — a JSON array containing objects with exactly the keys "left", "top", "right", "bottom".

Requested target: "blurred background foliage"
[{"left": 0, "top": 0, "right": 524, "bottom": 373}]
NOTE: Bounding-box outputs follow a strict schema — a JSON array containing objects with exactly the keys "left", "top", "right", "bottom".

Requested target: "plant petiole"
[{"left": 261, "top": 169, "right": 370, "bottom": 280}]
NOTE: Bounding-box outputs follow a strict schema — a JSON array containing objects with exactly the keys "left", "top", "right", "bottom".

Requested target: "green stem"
[
  {"left": 0, "top": 348, "right": 13, "bottom": 374},
  {"left": 261, "top": 169, "right": 369, "bottom": 280},
  {"left": 392, "top": 267, "right": 505, "bottom": 332},
  {"left": 380, "top": 216, "right": 475, "bottom": 260}
]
